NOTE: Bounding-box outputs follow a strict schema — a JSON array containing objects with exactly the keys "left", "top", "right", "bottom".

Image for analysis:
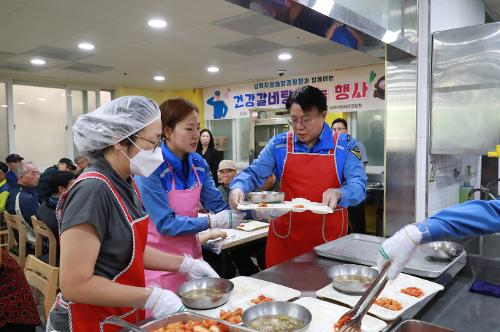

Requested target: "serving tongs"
[
  {"left": 102, "top": 316, "right": 147, "bottom": 332},
  {"left": 338, "top": 263, "right": 391, "bottom": 332}
]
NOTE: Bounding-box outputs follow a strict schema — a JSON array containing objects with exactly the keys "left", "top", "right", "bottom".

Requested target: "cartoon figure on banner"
[
  {"left": 373, "top": 75, "right": 385, "bottom": 100},
  {"left": 207, "top": 90, "right": 229, "bottom": 119}
]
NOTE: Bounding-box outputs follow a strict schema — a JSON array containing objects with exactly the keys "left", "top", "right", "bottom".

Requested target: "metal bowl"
[
  {"left": 327, "top": 264, "right": 378, "bottom": 295},
  {"left": 242, "top": 301, "right": 312, "bottom": 332},
  {"left": 419, "top": 241, "right": 464, "bottom": 261},
  {"left": 177, "top": 278, "right": 234, "bottom": 310},
  {"left": 247, "top": 191, "right": 285, "bottom": 204}
]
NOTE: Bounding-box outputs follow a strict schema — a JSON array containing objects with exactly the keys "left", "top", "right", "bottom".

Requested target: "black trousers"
[{"left": 348, "top": 200, "right": 366, "bottom": 234}]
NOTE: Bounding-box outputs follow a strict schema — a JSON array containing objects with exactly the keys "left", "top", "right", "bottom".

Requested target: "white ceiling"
[{"left": 0, "top": 0, "right": 382, "bottom": 90}]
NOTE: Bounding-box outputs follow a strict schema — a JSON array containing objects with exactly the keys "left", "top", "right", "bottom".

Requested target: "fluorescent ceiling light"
[
  {"left": 78, "top": 42, "right": 95, "bottom": 50},
  {"left": 17, "top": 102, "right": 25, "bottom": 105},
  {"left": 154, "top": 75, "right": 165, "bottom": 81},
  {"left": 148, "top": 18, "right": 167, "bottom": 29},
  {"left": 278, "top": 53, "right": 292, "bottom": 61},
  {"left": 37, "top": 97, "right": 46, "bottom": 101},
  {"left": 30, "top": 58, "right": 46, "bottom": 65},
  {"left": 1, "top": 105, "right": 7, "bottom": 108},
  {"left": 207, "top": 66, "right": 220, "bottom": 73}
]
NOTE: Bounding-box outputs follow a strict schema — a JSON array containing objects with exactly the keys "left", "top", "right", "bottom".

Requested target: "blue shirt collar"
[
  {"left": 161, "top": 142, "right": 194, "bottom": 171},
  {"left": 293, "top": 122, "right": 334, "bottom": 151}
]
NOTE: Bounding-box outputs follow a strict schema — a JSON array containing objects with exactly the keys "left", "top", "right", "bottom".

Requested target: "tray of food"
[
  {"left": 292, "top": 297, "right": 387, "bottom": 332},
  {"left": 315, "top": 269, "right": 444, "bottom": 321},
  {"left": 118, "top": 311, "right": 253, "bottom": 331},
  {"left": 314, "top": 233, "right": 466, "bottom": 278},
  {"left": 238, "top": 198, "right": 333, "bottom": 215},
  {"left": 190, "top": 276, "right": 301, "bottom": 324},
  {"left": 236, "top": 220, "right": 269, "bottom": 232}
]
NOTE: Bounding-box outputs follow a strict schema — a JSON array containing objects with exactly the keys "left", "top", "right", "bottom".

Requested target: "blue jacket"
[
  {"left": 231, "top": 123, "right": 367, "bottom": 207},
  {"left": 6, "top": 184, "right": 39, "bottom": 224},
  {"left": 417, "top": 199, "right": 500, "bottom": 243},
  {"left": 135, "top": 143, "right": 228, "bottom": 236},
  {"left": 5, "top": 169, "right": 17, "bottom": 185}
]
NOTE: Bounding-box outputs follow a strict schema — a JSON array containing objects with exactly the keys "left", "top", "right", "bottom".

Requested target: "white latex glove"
[
  {"left": 252, "top": 209, "right": 290, "bottom": 220},
  {"left": 228, "top": 188, "right": 245, "bottom": 210},
  {"left": 377, "top": 224, "right": 422, "bottom": 280},
  {"left": 144, "top": 287, "right": 184, "bottom": 318},
  {"left": 209, "top": 210, "right": 245, "bottom": 229},
  {"left": 179, "top": 255, "right": 219, "bottom": 279},
  {"left": 322, "top": 188, "right": 342, "bottom": 209}
]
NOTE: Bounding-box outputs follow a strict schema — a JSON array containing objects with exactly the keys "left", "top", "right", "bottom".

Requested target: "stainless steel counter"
[{"left": 252, "top": 251, "right": 468, "bottom": 331}]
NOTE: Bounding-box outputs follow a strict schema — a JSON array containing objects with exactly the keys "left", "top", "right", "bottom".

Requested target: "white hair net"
[{"left": 73, "top": 96, "right": 160, "bottom": 158}]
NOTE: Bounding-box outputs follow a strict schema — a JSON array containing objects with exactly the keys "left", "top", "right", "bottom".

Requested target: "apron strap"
[
  {"left": 286, "top": 131, "right": 294, "bottom": 153},
  {"left": 330, "top": 131, "right": 339, "bottom": 155},
  {"left": 165, "top": 160, "right": 202, "bottom": 190}
]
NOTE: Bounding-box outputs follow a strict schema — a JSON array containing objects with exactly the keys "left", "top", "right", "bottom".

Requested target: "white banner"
[{"left": 203, "top": 64, "right": 385, "bottom": 120}]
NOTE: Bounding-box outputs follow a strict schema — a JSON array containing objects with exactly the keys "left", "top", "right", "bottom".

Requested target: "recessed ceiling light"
[
  {"left": 148, "top": 18, "right": 167, "bottom": 29},
  {"left": 17, "top": 102, "right": 25, "bottom": 105},
  {"left": 207, "top": 66, "right": 220, "bottom": 73},
  {"left": 30, "top": 58, "right": 46, "bottom": 65},
  {"left": 154, "top": 75, "right": 165, "bottom": 81},
  {"left": 37, "top": 97, "right": 46, "bottom": 101},
  {"left": 78, "top": 42, "right": 95, "bottom": 50},
  {"left": 1, "top": 104, "right": 7, "bottom": 108},
  {"left": 278, "top": 53, "right": 292, "bottom": 61}
]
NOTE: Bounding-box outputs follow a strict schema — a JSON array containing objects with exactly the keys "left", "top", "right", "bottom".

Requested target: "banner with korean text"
[{"left": 203, "top": 64, "right": 385, "bottom": 120}]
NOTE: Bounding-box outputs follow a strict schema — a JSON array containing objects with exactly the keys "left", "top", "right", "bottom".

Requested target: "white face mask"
[{"left": 122, "top": 139, "right": 164, "bottom": 177}]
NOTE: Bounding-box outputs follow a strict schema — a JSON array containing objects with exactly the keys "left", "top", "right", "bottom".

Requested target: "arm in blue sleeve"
[
  {"left": 200, "top": 162, "right": 229, "bottom": 213},
  {"left": 135, "top": 174, "right": 209, "bottom": 236},
  {"left": 417, "top": 200, "right": 500, "bottom": 243},
  {"left": 20, "top": 192, "right": 39, "bottom": 226},
  {"left": 207, "top": 97, "right": 215, "bottom": 106},
  {"left": 222, "top": 103, "right": 228, "bottom": 117},
  {"left": 230, "top": 137, "right": 277, "bottom": 194},
  {"left": 338, "top": 137, "right": 367, "bottom": 207}
]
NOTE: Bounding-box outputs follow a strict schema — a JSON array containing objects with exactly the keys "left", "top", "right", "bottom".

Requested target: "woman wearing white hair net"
[{"left": 47, "top": 96, "right": 217, "bottom": 332}]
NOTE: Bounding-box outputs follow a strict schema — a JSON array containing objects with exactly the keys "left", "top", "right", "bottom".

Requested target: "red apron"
[
  {"left": 145, "top": 162, "right": 202, "bottom": 291},
  {"left": 266, "top": 131, "right": 348, "bottom": 267},
  {"left": 51, "top": 171, "right": 148, "bottom": 332}
]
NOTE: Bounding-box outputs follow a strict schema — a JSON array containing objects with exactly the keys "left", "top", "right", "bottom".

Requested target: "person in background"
[
  {"left": 6, "top": 161, "right": 40, "bottom": 246},
  {"left": 75, "top": 155, "right": 89, "bottom": 171},
  {"left": 229, "top": 85, "right": 367, "bottom": 267},
  {"left": 196, "top": 128, "right": 222, "bottom": 186},
  {"left": 0, "top": 248, "right": 41, "bottom": 332},
  {"left": 47, "top": 96, "right": 212, "bottom": 332},
  {"left": 36, "top": 171, "right": 76, "bottom": 242},
  {"left": 135, "top": 98, "right": 243, "bottom": 291},
  {"left": 5, "top": 154, "right": 24, "bottom": 185},
  {"left": 57, "top": 158, "right": 77, "bottom": 172},
  {"left": 217, "top": 160, "right": 238, "bottom": 203},
  {"left": 0, "top": 162, "right": 10, "bottom": 214},
  {"left": 378, "top": 199, "right": 500, "bottom": 280},
  {"left": 331, "top": 118, "right": 368, "bottom": 234}
]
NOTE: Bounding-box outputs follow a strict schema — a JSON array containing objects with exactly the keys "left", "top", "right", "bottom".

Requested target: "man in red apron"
[{"left": 229, "top": 85, "right": 367, "bottom": 267}]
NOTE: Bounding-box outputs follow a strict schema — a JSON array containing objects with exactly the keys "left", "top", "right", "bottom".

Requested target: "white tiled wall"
[{"left": 427, "top": 154, "right": 481, "bottom": 216}]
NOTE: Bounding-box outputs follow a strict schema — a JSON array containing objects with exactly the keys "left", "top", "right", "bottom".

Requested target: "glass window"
[
  {"left": 13, "top": 85, "right": 68, "bottom": 169},
  {"left": 100, "top": 90, "right": 112, "bottom": 106},
  {"left": 208, "top": 119, "right": 233, "bottom": 160},
  {"left": 88, "top": 90, "right": 97, "bottom": 111},
  {"left": 236, "top": 118, "right": 250, "bottom": 163},
  {"left": 0, "top": 83, "right": 7, "bottom": 159},
  {"left": 356, "top": 110, "right": 385, "bottom": 166},
  {"left": 71, "top": 91, "right": 84, "bottom": 157}
]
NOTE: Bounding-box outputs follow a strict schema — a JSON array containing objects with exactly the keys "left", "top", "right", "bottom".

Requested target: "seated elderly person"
[
  {"left": 6, "top": 161, "right": 40, "bottom": 246},
  {"left": 75, "top": 155, "right": 89, "bottom": 173},
  {"left": 0, "top": 162, "right": 10, "bottom": 215},
  {"left": 217, "top": 160, "right": 238, "bottom": 203}
]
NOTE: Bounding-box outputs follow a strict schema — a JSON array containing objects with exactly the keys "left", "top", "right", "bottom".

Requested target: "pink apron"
[{"left": 145, "top": 162, "right": 203, "bottom": 291}]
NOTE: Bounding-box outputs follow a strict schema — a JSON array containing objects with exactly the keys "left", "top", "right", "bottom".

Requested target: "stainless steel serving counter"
[{"left": 251, "top": 251, "right": 470, "bottom": 331}]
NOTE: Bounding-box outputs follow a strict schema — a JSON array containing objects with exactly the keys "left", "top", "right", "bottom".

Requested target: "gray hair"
[{"left": 14, "top": 161, "right": 35, "bottom": 178}]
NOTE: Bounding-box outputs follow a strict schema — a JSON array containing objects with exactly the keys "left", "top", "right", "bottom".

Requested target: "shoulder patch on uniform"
[{"left": 350, "top": 146, "right": 362, "bottom": 160}]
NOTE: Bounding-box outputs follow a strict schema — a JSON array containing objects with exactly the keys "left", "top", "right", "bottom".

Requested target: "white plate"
[
  {"left": 293, "top": 297, "right": 387, "bottom": 332},
  {"left": 238, "top": 200, "right": 333, "bottom": 214},
  {"left": 189, "top": 276, "right": 301, "bottom": 318},
  {"left": 236, "top": 221, "right": 269, "bottom": 231},
  {"left": 315, "top": 271, "right": 444, "bottom": 321}
]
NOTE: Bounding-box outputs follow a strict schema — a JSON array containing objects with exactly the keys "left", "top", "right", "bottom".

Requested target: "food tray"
[
  {"left": 118, "top": 311, "right": 253, "bottom": 331},
  {"left": 314, "top": 233, "right": 466, "bottom": 278},
  {"left": 190, "top": 276, "right": 301, "bottom": 319},
  {"left": 292, "top": 297, "right": 387, "bottom": 332},
  {"left": 316, "top": 270, "right": 444, "bottom": 321},
  {"left": 236, "top": 220, "right": 269, "bottom": 231},
  {"left": 238, "top": 201, "right": 333, "bottom": 214}
]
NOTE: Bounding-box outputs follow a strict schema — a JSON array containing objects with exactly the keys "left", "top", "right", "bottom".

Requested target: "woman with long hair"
[{"left": 196, "top": 128, "right": 221, "bottom": 185}]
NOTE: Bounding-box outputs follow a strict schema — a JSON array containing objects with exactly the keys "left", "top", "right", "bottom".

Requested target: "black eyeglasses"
[{"left": 132, "top": 134, "right": 162, "bottom": 152}]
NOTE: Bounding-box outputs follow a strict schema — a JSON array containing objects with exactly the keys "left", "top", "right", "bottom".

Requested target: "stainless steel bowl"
[
  {"left": 327, "top": 264, "right": 378, "bottom": 295},
  {"left": 242, "top": 301, "right": 312, "bottom": 332},
  {"left": 419, "top": 241, "right": 464, "bottom": 261},
  {"left": 177, "top": 278, "right": 234, "bottom": 310},
  {"left": 247, "top": 191, "right": 285, "bottom": 204}
]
